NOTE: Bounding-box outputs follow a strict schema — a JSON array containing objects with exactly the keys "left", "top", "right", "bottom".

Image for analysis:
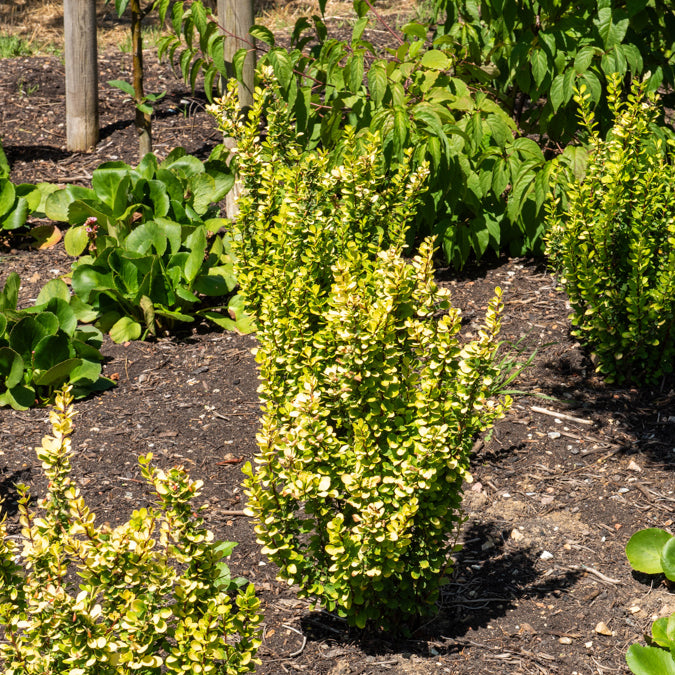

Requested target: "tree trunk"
[
  {"left": 218, "top": 0, "right": 255, "bottom": 219},
  {"left": 64, "top": 0, "right": 99, "bottom": 152},
  {"left": 131, "top": 0, "right": 152, "bottom": 157}
]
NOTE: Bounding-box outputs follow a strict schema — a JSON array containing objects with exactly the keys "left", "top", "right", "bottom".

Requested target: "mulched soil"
[{"left": 2, "top": 39, "right": 675, "bottom": 675}]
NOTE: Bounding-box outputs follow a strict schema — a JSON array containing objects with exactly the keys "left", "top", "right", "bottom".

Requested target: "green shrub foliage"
[
  {"left": 45, "top": 150, "right": 251, "bottom": 341},
  {"left": 0, "top": 386, "right": 262, "bottom": 673},
  {"left": 0, "top": 273, "right": 114, "bottom": 410},
  {"left": 546, "top": 76, "right": 675, "bottom": 384},
  {"left": 160, "top": 0, "right": 575, "bottom": 267},
  {"left": 210, "top": 76, "right": 511, "bottom": 630}
]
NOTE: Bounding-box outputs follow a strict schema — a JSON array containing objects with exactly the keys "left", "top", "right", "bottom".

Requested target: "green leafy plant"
[
  {"left": 0, "top": 273, "right": 114, "bottom": 410},
  {"left": 212, "top": 76, "right": 511, "bottom": 630},
  {"left": 46, "top": 150, "right": 250, "bottom": 341},
  {"left": 545, "top": 75, "right": 675, "bottom": 384},
  {"left": 161, "top": 0, "right": 594, "bottom": 267},
  {"left": 432, "top": 0, "right": 675, "bottom": 142},
  {"left": 0, "top": 385, "right": 263, "bottom": 672},
  {"left": 0, "top": 142, "right": 49, "bottom": 233},
  {"left": 625, "top": 528, "right": 675, "bottom": 674}
]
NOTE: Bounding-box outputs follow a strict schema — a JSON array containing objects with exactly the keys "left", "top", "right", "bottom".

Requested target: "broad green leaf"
[
  {"left": 574, "top": 46, "right": 596, "bottom": 74},
  {"left": 69, "top": 358, "right": 102, "bottom": 385},
  {"left": 45, "top": 188, "right": 74, "bottom": 222},
  {"left": 531, "top": 48, "right": 549, "bottom": 88},
  {"left": 0, "top": 347, "right": 24, "bottom": 389},
  {"left": 34, "top": 358, "right": 83, "bottom": 387},
  {"left": 109, "top": 316, "right": 142, "bottom": 343},
  {"left": 108, "top": 79, "right": 136, "bottom": 97},
  {"left": 652, "top": 617, "right": 670, "bottom": 648},
  {"left": 189, "top": 173, "right": 217, "bottom": 214},
  {"left": 626, "top": 528, "right": 672, "bottom": 574},
  {"left": 9, "top": 317, "right": 48, "bottom": 361},
  {"left": 594, "top": 7, "right": 629, "bottom": 50},
  {"left": 0, "top": 383, "right": 35, "bottom": 410},
  {"left": 249, "top": 24, "right": 275, "bottom": 47},
  {"left": 184, "top": 227, "right": 207, "bottom": 283},
  {"left": 64, "top": 225, "right": 90, "bottom": 256},
  {"left": 626, "top": 644, "right": 675, "bottom": 675},
  {"left": 0, "top": 179, "right": 15, "bottom": 216},
  {"left": 579, "top": 70, "right": 602, "bottom": 103},
  {"left": 125, "top": 221, "right": 168, "bottom": 256},
  {"left": 0, "top": 272, "right": 20, "bottom": 311},
  {"left": 420, "top": 50, "right": 449, "bottom": 71},
  {"left": 33, "top": 311, "right": 59, "bottom": 337},
  {"left": 1, "top": 195, "right": 29, "bottom": 230},
  {"left": 71, "top": 265, "right": 115, "bottom": 303},
  {"left": 45, "top": 298, "right": 78, "bottom": 336},
  {"left": 401, "top": 22, "right": 427, "bottom": 41},
  {"left": 33, "top": 334, "right": 72, "bottom": 371}
]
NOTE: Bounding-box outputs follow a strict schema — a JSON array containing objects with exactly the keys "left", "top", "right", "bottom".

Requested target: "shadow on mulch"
[
  {"left": 3, "top": 144, "right": 71, "bottom": 165},
  {"left": 0, "top": 467, "right": 33, "bottom": 518},
  {"left": 538, "top": 354, "right": 675, "bottom": 469},
  {"left": 297, "top": 519, "right": 584, "bottom": 660}
]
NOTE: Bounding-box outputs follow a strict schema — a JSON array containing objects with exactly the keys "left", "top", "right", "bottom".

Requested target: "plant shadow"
[{"left": 299, "top": 519, "right": 583, "bottom": 660}]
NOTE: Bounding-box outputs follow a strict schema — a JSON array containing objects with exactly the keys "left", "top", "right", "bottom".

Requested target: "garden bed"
[{"left": 1, "top": 44, "right": 675, "bottom": 675}]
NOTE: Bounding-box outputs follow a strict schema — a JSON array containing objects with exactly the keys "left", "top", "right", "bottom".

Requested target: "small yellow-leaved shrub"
[{"left": 0, "top": 386, "right": 262, "bottom": 674}]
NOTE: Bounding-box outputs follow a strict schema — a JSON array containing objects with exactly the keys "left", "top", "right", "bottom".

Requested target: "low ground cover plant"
[
  {"left": 210, "top": 75, "right": 511, "bottom": 631},
  {"left": 45, "top": 150, "right": 252, "bottom": 340},
  {"left": 0, "top": 385, "right": 263, "bottom": 673},
  {"left": 545, "top": 76, "right": 675, "bottom": 384},
  {"left": 625, "top": 528, "right": 675, "bottom": 673},
  {"left": 0, "top": 273, "right": 114, "bottom": 410}
]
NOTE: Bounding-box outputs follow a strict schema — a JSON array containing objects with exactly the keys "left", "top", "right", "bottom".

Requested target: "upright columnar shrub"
[
  {"left": 210, "top": 76, "right": 511, "bottom": 630},
  {"left": 0, "top": 386, "right": 262, "bottom": 673},
  {"left": 546, "top": 76, "right": 675, "bottom": 384}
]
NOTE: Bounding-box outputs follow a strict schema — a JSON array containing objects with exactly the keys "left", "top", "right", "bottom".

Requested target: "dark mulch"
[{"left": 1, "top": 45, "right": 675, "bottom": 675}]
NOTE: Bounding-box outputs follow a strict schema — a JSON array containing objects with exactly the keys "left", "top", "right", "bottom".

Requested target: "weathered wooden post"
[
  {"left": 64, "top": 0, "right": 99, "bottom": 151},
  {"left": 218, "top": 0, "right": 255, "bottom": 219}
]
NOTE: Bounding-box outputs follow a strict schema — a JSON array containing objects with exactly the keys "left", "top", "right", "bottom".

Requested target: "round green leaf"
[
  {"left": 0, "top": 384, "right": 35, "bottom": 410},
  {"left": 32, "top": 334, "right": 72, "bottom": 371},
  {"left": 626, "top": 528, "right": 672, "bottom": 574},
  {"left": 109, "top": 316, "right": 142, "bottom": 343},
  {"left": 64, "top": 225, "right": 90, "bottom": 256},
  {"left": 36, "top": 278, "right": 71, "bottom": 306},
  {"left": 9, "top": 317, "right": 48, "bottom": 361},
  {"left": 626, "top": 644, "right": 675, "bottom": 675},
  {"left": 0, "top": 179, "right": 15, "bottom": 217},
  {"left": 420, "top": 49, "right": 449, "bottom": 71},
  {"left": 34, "top": 311, "right": 59, "bottom": 336}
]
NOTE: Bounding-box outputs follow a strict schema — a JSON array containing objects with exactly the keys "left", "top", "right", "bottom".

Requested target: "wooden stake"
[{"left": 64, "top": 0, "right": 99, "bottom": 152}]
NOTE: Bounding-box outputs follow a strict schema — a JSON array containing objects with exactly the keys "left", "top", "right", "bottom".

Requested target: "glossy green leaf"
[
  {"left": 0, "top": 347, "right": 24, "bottom": 389},
  {"left": 626, "top": 528, "right": 672, "bottom": 574},
  {"left": 626, "top": 644, "right": 675, "bottom": 675},
  {"left": 36, "top": 279, "right": 71, "bottom": 307},
  {"left": 109, "top": 316, "right": 142, "bottom": 343},
  {"left": 420, "top": 50, "right": 449, "bottom": 71},
  {"left": 34, "top": 358, "right": 83, "bottom": 388}
]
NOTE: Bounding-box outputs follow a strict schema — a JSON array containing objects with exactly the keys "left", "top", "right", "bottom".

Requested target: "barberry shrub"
[
  {"left": 546, "top": 75, "right": 675, "bottom": 384},
  {"left": 210, "top": 76, "right": 511, "bottom": 630},
  {"left": 0, "top": 386, "right": 262, "bottom": 674}
]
